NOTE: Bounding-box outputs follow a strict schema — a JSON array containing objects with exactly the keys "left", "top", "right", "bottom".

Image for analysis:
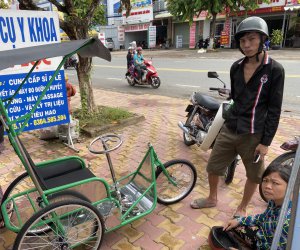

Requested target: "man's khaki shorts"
[{"left": 206, "top": 125, "right": 265, "bottom": 184}]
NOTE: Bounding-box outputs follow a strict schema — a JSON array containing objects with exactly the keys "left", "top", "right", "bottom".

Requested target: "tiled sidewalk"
[{"left": 0, "top": 89, "right": 299, "bottom": 249}]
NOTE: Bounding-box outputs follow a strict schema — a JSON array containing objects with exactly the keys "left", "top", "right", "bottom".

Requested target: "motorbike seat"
[{"left": 194, "top": 92, "right": 220, "bottom": 111}]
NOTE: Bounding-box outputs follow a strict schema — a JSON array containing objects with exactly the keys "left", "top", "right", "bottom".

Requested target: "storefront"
[
  {"left": 284, "top": 0, "right": 300, "bottom": 47},
  {"left": 229, "top": 0, "right": 288, "bottom": 48},
  {"left": 120, "top": 0, "right": 154, "bottom": 49}
]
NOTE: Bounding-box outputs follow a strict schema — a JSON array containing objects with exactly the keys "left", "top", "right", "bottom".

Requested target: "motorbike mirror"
[{"left": 208, "top": 71, "right": 219, "bottom": 78}]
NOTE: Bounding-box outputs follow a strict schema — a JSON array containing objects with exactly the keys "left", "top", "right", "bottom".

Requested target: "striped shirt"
[{"left": 237, "top": 200, "right": 292, "bottom": 249}]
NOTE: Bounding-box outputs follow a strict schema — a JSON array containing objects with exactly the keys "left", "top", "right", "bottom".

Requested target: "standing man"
[
  {"left": 190, "top": 16, "right": 285, "bottom": 217},
  {"left": 134, "top": 47, "right": 147, "bottom": 83}
]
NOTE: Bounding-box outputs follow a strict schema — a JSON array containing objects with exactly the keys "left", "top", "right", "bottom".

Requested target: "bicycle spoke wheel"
[
  {"left": 1, "top": 172, "right": 39, "bottom": 229},
  {"left": 13, "top": 200, "right": 104, "bottom": 250},
  {"left": 155, "top": 159, "right": 197, "bottom": 205}
]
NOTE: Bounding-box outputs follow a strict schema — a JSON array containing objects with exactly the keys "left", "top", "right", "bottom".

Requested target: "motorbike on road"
[
  {"left": 178, "top": 71, "right": 239, "bottom": 184},
  {"left": 64, "top": 55, "right": 78, "bottom": 70},
  {"left": 259, "top": 136, "right": 299, "bottom": 202},
  {"left": 125, "top": 59, "right": 161, "bottom": 89}
]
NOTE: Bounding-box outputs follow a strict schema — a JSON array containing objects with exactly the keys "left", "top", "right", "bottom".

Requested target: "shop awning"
[
  {"left": 284, "top": 4, "right": 300, "bottom": 11},
  {"left": 155, "top": 12, "right": 173, "bottom": 19},
  {"left": 0, "top": 38, "right": 111, "bottom": 71}
]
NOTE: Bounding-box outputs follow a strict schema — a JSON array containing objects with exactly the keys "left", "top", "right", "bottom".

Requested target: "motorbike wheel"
[
  {"left": 183, "top": 116, "right": 196, "bottom": 146},
  {"left": 156, "top": 159, "right": 197, "bottom": 205},
  {"left": 150, "top": 77, "right": 161, "bottom": 89},
  {"left": 259, "top": 151, "right": 295, "bottom": 202},
  {"left": 224, "top": 157, "right": 239, "bottom": 185},
  {"left": 127, "top": 77, "right": 135, "bottom": 86}
]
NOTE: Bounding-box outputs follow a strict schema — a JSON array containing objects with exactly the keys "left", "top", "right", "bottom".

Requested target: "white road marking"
[
  {"left": 94, "top": 65, "right": 300, "bottom": 78},
  {"left": 176, "top": 84, "right": 200, "bottom": 88},
  {"left": 107, "top": 77, "right": 123, "bottom": 81}
]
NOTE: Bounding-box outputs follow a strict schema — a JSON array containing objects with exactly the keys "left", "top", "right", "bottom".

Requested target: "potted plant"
[{"left": 270, "top": 29, "right": 283, "bottom": 50}]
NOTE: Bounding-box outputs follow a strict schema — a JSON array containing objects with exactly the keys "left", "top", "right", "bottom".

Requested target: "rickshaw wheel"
[
  {"left": 13, "top": 199, "right": 104, "bottom": 250},
  {"left": 1, "top": 173, "right": 38, "bottom": 230},
  {"left": 1, "top": 172, "right": 90, "bottom": 234},
  {"left": 155, "top": 159, "right": 197, "bottom": 205}
]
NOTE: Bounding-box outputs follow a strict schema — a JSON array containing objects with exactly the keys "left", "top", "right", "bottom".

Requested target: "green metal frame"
[{"left": 0, "top": 39, "right": 178, "bottom": 247}]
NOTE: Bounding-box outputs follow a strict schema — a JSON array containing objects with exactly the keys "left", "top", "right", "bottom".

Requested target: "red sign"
[
  {"left": 233, "top": 6, "right": 284, "bottom": 16},
  {"left": 220, "top": 35, "right": 230, "bottom": 45},
  {"left": 189, "top": 22, "right": 196, "bottom": 49},
  {"left": 125, "top": 23, "right": 150, "bottom": 32},
  {"left": 220, "top": 31, "right": 230, "bottom": 45}
]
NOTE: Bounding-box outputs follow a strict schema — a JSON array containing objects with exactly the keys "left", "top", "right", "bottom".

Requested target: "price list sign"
[{"left": 0, "top": 10, "right": 69, "bottom": 132}]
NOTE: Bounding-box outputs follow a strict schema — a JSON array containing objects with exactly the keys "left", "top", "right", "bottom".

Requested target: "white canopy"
[{"left": 284, "top": 4, "right": 300, "bottom": 11}]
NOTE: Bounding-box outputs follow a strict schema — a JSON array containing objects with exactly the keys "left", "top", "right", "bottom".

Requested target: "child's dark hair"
[{"left": 262, "top": 164, "right": 292, "bottom": 183}]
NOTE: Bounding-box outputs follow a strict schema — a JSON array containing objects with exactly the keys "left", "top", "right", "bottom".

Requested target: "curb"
[{"left": 80, "top": 114, "right": 145, "bottom": 137}]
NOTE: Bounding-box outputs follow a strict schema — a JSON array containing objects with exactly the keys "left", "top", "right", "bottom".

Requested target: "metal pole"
[
  {"left": 271, "top": 143, "right": 300, "bottom": 249},
  {"left": 283, "top": 13, "right": 290, "bottom": 48},
  {"left": 281, "top": 11, "right": 287, "bottom": 48}
]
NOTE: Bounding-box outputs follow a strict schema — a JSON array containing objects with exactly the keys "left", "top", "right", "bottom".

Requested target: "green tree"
[
  {"left": 167, "top": 0, "right": 269, "bottom": 49},
  {"left": 0, "top": 0, "right": 10, "bottom": 8},
  {"left": 17, "top": 0, "right": 131, "bottom": 113}
]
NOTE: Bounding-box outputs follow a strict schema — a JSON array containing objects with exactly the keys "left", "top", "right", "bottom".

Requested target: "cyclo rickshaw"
[{"left": 0, "top": 38, "right": 197, "bottom": 249}]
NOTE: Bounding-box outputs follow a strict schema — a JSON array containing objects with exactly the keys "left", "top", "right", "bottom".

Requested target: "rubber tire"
[
  {"left": 1, "top": 172, "right": 33, "bottom": 223},
  {"left": 0, "top": 173, "right": 29, "bottom": 228},
  {"left": 127, "top": 78, "right": 135, "bottom": 86},
  {"left": 259, "top": 151, "right": 295, "bottom": 202},
  {"left": 1, "top": 172, "right": 30, "bottom": 209},
  {"left": 224, "top": 158, "right": 239, "bottom": 185},
  {"left": 2, "top": 172, "right": 90, "bottom": 207},
  {"left": 1, "top": 172, "right": 90, "bottom": 233},
  {"left": 150, "top": 77, "right": 161, "bottom": 89},
  {"left": 183, "top": 116, "right": 196, "bottom": 146},
  {"left": 155, "top": 159, "right": 197, "bottom": 205},
  {"left": 13, "top": 199, "right": 105, "bottom": 250}
]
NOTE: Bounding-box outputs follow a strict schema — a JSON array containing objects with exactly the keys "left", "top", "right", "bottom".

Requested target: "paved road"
[{"left": 66, "top": 48, "right": 300, "bottom": 116}]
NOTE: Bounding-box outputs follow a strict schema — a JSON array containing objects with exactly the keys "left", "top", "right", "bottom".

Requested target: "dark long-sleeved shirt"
[{"left": 225, "top": 52, "right": 285, "bottom": 146}]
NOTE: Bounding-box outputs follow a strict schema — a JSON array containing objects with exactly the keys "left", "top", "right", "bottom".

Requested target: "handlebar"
[
  {"left": 209, "top": 87, "right": 231, "bottom": 98},
  {"left": 88, "top": 134, "right": 123, "bottom": 154}
]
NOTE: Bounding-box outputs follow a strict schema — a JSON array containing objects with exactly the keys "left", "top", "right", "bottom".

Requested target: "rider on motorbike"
[
  {"left": 127, "top": 46, "right": 134, "bottom": 69},
  {"left": 133, "top": 47, "right": 147, "bottom": 83}
]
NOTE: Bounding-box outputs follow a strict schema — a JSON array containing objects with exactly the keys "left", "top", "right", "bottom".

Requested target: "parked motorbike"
[
  {"left": 125, "top": 59, "right": 161, "bottom": 89},
  {"left": 259, "top": 136, "right": 299, "bottom": 202},
  {"left": 64, "top": 56, "right": 78, "bottom": 70},
  {"left": 178, "top": 71, "right": 239, "bottom": 184}
]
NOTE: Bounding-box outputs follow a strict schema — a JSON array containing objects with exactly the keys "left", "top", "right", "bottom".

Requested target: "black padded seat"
[
  {"left": 194, "top": 92, "right": 220, "bottom": 111},
  {"left": 36, "top": 158, "right": 84, "bottom": 181},
  {"left": 35, "top": 158, "right": 95, "bottom": 190},
  {"left": 16, "top": 137, "right": 95, "bottom": 190},
  {"left": 43, "top": 168, "right": 95, "bottom": 190}
]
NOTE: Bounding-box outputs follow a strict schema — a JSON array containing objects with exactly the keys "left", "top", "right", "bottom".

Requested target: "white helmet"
[{"left": 128, "top": 46, "right": 132, "bottom": 50}]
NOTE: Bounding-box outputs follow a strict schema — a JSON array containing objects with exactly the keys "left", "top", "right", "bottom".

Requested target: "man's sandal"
[{"left": 190, "top": 198, "right": 217, "bottom": 209}]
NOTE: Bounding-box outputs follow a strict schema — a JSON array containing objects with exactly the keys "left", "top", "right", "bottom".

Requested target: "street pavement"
[{"left": 1, "top": 85, "right": 300, "bottom": 249}]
